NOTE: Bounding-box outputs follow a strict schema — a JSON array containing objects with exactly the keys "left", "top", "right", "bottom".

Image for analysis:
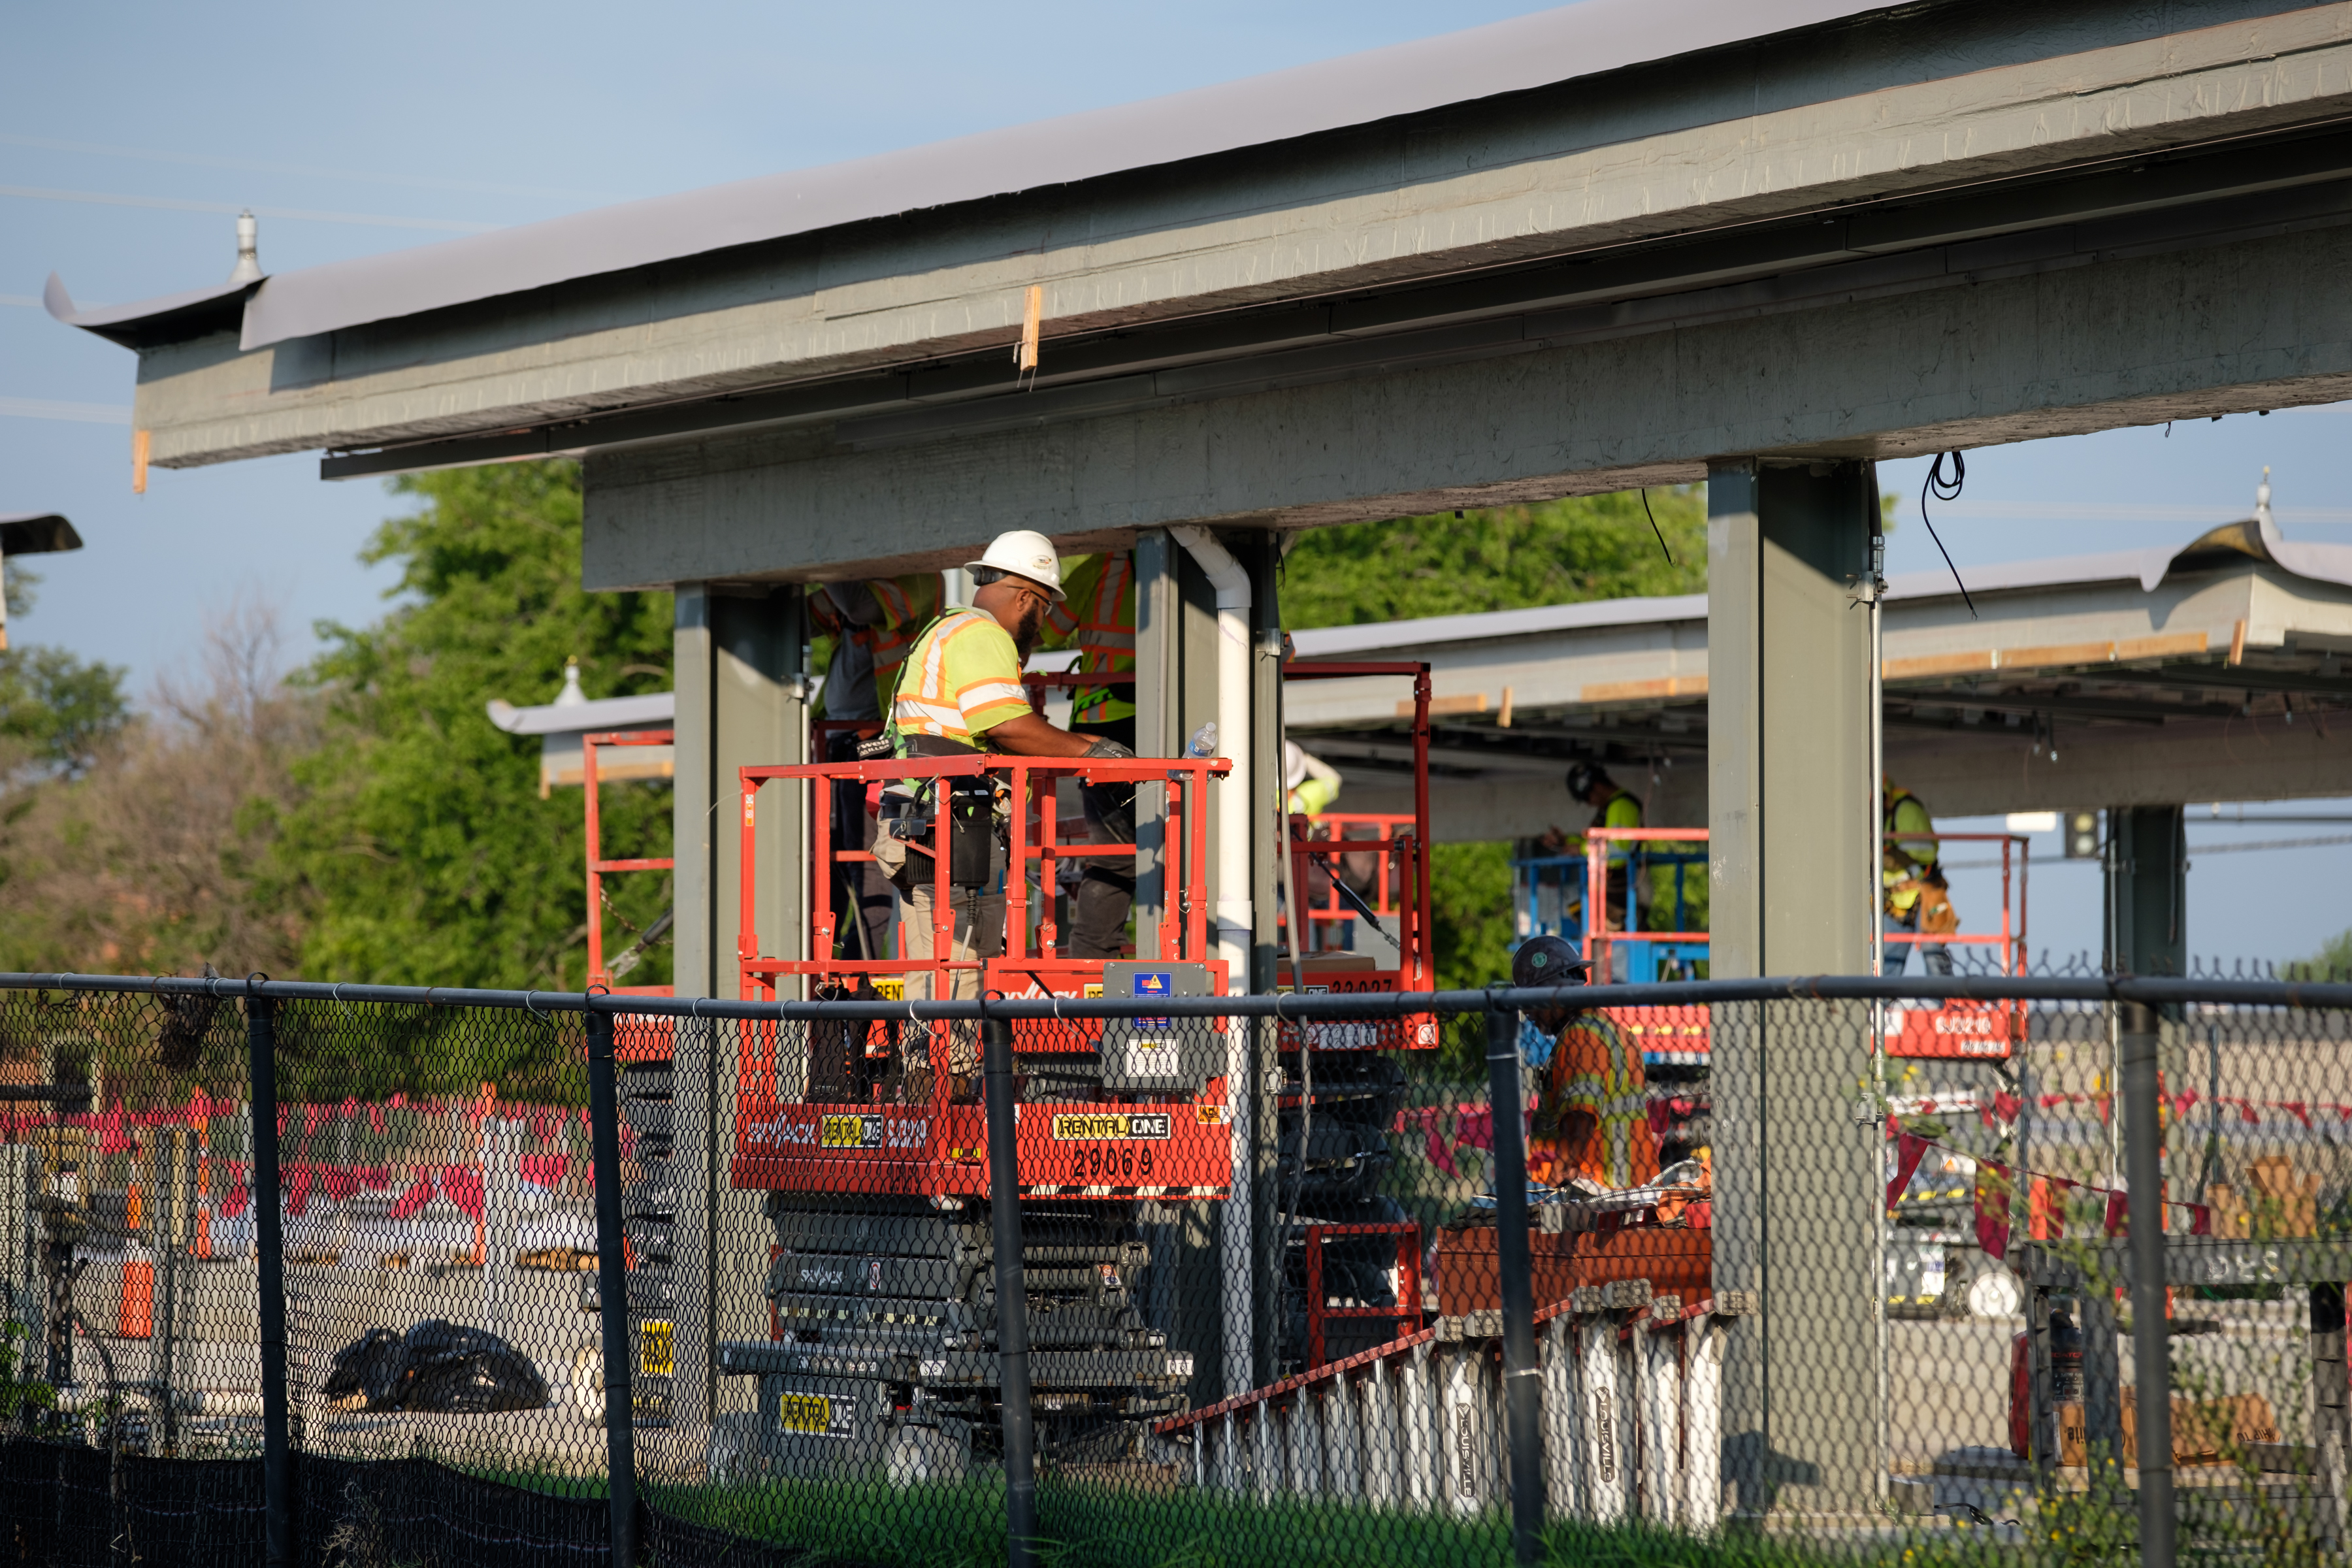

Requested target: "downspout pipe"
[{"left": 1168, "top": 524, "right": 1256, "bottom": 1397}]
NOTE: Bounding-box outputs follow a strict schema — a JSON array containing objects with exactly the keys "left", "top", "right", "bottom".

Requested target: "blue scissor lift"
[{"left": 1511, "top": 832, "right": 1710, "bottom": 1063}]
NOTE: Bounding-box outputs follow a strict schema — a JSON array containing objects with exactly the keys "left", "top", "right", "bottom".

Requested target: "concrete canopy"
[{"left": 53, "top": 0, "right": 2352, "bottom": 589}]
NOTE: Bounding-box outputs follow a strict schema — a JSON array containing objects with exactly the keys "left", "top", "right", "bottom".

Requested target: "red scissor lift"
[
  {"left": 579, "top": 727, "right": 683, "bottom": 1424},
  {"left": 714, "top": 662, "right": 1439, "bottom": 1474}
]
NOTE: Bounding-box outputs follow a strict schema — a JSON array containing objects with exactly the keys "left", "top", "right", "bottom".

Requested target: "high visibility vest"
[
  {"left": 1532, "top": 1013, "right": 1658, "bottom": 1190},
  {"left": 1883, "top": 787, "right": 1940, "bottom": 913},
  {"left": 867, "top": 576, "right": 943, "bottom": 696},
  {"left": 1045, "top": 553, "right": 1135, "bottom": 725},
  {"left": 811, "top": 573, "right": 945, "bottom": 718},
  {"left": 891, "top": 608, "right": 1032, "bottom": 752},
  {"left": 1569, "top": 788, "right": 1642, "bottom": 865}
]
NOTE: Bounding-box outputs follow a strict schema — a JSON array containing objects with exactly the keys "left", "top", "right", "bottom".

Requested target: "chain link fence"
[{"left": 5, "top": 972, "right": 2352, "bottom": 1566}]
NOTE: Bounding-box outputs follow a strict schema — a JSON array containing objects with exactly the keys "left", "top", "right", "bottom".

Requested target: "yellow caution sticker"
[
  {"left": 779, "top": 1393, "right": 834, "bottom": 1433},
  {"left": 1051, "top": 1112, "right": 1171, "bottom": 1141},
  {"left": 639, "top": 1320, "right": 674, "bottom": 1379}
]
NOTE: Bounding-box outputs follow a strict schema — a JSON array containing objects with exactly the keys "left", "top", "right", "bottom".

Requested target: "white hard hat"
[{"left": 966, "top": 531, "right": 1065, "bottom": 601}]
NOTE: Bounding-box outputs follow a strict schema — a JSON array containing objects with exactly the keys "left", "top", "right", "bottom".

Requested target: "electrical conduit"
[{"left": 1168, "top": 524, "right": 1256, "bottom": 1398}]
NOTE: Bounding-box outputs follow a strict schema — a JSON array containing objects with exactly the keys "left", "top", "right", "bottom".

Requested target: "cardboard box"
[
  {"left": 2056, "top": 1389, "right": 2278, "bottom": 1467},
  {"left": 1433, "top": 1222, "right": 1710, "bottom": 1315}
]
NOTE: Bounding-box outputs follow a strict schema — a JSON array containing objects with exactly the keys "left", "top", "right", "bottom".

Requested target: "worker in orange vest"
[
  {"left": 1512, "top": 935, "right": 1660, "bottom": 1192},
  {"left": 1042, "top": 553, "right": 1137, "bottom": 958}
]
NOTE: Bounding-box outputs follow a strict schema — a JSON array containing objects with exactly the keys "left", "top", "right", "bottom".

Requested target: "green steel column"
[
  {"left": 1705, "top": 459, "right": 1880, "bottom": 1522},
  {"left": 2106, "top": 806, "right": 2188, "bottom": 979}
]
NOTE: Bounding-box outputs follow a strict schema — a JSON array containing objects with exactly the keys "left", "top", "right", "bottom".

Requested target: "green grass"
[{"left": 650, "top": 1473, "right": 1937, "bottom": 1568}]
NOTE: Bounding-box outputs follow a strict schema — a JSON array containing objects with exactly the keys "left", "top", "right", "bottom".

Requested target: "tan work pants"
[{"left": 896, "top": 872, "right": 1004, "bottom": 1077}]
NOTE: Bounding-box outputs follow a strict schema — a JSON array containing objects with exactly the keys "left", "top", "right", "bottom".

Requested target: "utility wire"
[
  {"left": 1639, "top": 488, "right": 1674, "bottom": 566},
  {"left": 1919, "top": 451, "right": 1978, "bottom": 617}
]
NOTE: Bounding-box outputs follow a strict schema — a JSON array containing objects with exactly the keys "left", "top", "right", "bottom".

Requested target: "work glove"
[{"left": 1083, "top": 736, "right": 1135, "bottom": 759}]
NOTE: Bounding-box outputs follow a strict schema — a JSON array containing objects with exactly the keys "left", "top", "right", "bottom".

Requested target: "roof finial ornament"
[
  {"left": 555, "top": 657, "right": 585, "bottom": 707},
  {"left": 227, "top": 211, "right": 261, "bottom": 285},
  {"left": 2256, "top": 465, "right": 2273, "bottom": 529}
]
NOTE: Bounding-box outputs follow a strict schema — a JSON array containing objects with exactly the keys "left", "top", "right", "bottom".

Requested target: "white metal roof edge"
[
  {"left": 43, "top": 272, "right": 257, "bottom": 333},
  {"left": 1291, "top": 593, "right": 1710, "bottom": 656},
  {"left": 1293, "top": 524, "right": 2352, "bottom": 657},
  {"left": 63, "top": 0, "right": 1893, "bottom": 353},
  {"left": 486, "top": 691, "right": 676, "bottom": 736},
  {"left": 1885, "top": 522, "right": 2352, "bottom": 602}
]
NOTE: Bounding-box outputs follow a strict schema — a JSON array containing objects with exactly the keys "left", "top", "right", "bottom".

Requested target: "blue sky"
[{"left": 3, "top": 1, "right": 2346, "bottom": 964}]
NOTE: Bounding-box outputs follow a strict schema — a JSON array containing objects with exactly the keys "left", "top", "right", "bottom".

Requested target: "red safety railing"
[
  {"left": 582, "top": 728, "right": 680, "bottom": 1066},
  {"left": 1303, "top": 1221, "right": 1422, "bottom": 1372},
  {"left": 738, "top": 750, "right": 1226, "bottom": 1004},
  {"left": 1576, "top": 826, "right": 2032, "bottom": 1060}
]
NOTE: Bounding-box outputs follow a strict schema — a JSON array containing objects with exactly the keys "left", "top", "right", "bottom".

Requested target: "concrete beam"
[
  {"left": 581, "top": 214, "right": 2352, "bottom": 589},
  {"left": 1887, "top": 713, "right": 2352, "bottom": 817},
  {"left": 127, "top": 1, "right": 2352, "bottom": 470}
]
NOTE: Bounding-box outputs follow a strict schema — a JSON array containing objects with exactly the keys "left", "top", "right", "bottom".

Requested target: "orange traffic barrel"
[{"left": 120, "top": 1254, "right": 154, "bottom": 1339}]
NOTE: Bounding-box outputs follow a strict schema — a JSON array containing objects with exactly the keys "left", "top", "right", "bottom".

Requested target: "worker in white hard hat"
[{"left": 872, "top": 531, "right": 1143, "bottom": 1095}]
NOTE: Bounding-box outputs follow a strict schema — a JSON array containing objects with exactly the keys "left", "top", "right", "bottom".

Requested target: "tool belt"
[
  {"left": 1886, "top": 872, "right": 1961, "bottom": 934},
  {"left": 877, "top": 734, "right": 999, "bottom": 890}
]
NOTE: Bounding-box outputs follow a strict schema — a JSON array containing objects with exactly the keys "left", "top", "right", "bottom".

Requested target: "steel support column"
[
  {"left": 1705, "top": 459, "right": 1880, "bottom": 1521},
  {"left": 2107, "top": 805, "right": 2188, "bottom": 979},
  {"left": 665, "top": 583, "right": 807, "bottom": 1466}
]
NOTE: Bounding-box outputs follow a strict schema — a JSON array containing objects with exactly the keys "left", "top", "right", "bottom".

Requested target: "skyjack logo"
[{"left": 1591, "top": 1388, "right": 1618, "bottom": 1484}]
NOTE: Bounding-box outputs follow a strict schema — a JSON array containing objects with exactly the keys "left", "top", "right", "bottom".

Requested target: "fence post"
[
  {"left": 983, "top": 1013, "right": 1038, "bottom": 1568},
  {"left": 1486, "top": 1000, "right": 1544, "bottom": 1565},
  {"left": 586, "top": 1003, "right": 640, "bottom": 1567},
  {"left": 2119, "top": 999, "right": 2174, "bottom": 1568},
  {"left": 243, "top": 985, "right": 295, "bottom": 1568}
]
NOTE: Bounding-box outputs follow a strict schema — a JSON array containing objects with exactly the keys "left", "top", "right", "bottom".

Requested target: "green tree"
[
  {"left": 1282, "top": 490, "right": 1708, "bottom": 993},
  {"left": 259, "top": 462, "right": 673, "bottom": 989},
  {"left": 0, "top": 564, "right": 130, "bottom": 775},
  {"left": 1279, "top": 488, "right": 1705, "bottom": 629},
  {"left": 2286, "top": 928, "right": 2352, "bottom": 981}
]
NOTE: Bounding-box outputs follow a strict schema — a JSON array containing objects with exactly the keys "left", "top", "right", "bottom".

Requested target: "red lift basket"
[
  {"left": 728, "top": 661, "right": 1441, "bottom": 1198},
  {"left": 731, "top": 748, "right": 1237, "bottom": 1199},
  {"left": 1275, "top": 661, "right": 1439, "bottom": 1054}
]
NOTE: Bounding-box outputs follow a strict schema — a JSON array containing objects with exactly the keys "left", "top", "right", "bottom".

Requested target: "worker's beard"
[{"left": 1013, "top": 600, "right": 1046, "bottom": 658}]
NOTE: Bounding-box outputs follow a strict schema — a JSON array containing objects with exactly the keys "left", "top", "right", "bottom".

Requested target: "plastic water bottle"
[{"left": 1185, "top": 721, "right": 1218, "bottom": 757}]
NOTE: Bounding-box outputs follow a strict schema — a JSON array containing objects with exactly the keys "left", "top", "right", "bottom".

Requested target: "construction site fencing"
[{"left": 5, "top": 973, "right": 2352, "bottom": 1568}]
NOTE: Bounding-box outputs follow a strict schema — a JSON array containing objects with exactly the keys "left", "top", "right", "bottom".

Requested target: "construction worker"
[
  {"left": 1883, "top": 777, "right": 1955, "bottom": 976},
  {"left": 1284, "top": 740, "right": 1341, "bottom": 817},
  {"left": 1541, "top": 762, "right": 1642, "bottom": 931},
  {"left": 1281, "top": 740, "right": 1352, "bottom": 951},
  {"left": 1042, "top": 553, "right": 1137, "bottom": 958},
  {"left": 810, "top": 574, "right": 947, "bottom": 725},
  {"left": 809, "top": 574, "right": 945, "bottom": 963},
  {"left": 875, "top": 532, "right": 1137, "bottom": 1088},
  {"left": 1512, "top": 935, "right": 1659, "bottom": 1193}
]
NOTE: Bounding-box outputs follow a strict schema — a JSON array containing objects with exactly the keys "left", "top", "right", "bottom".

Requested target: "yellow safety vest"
[
  {"left": 1045, "top": 553, "right": 1135, "bottom": 725},
  {"left": 1883, "top": 787, "right": 1940, "bottom": 915},
  {"left": 891, "top": 608, "right": 1032, "bottom": 752},
  {"left": 1535, "top": 1014, "right": 1658, "bottom": 1190}
]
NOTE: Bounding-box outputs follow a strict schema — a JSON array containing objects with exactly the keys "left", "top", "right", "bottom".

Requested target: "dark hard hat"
[
  {"left": 1565, "top": 762, "right": 1609, "bottom": 799},
  {"left": 1511, "top": 936, "right": 1591, "bottom": 990}
]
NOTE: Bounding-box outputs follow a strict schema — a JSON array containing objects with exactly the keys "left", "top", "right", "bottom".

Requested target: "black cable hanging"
[
  {"left": 1639, "top": 488, "right": 1674, "bottom": 566},
  {"left": 1919, "top": 451, "right": 1977, "bottom": 617}
]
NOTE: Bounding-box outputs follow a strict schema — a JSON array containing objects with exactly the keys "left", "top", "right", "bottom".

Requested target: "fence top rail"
[{"left": 1, "top": 971, "right": 2348, "bottom": 1019}]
